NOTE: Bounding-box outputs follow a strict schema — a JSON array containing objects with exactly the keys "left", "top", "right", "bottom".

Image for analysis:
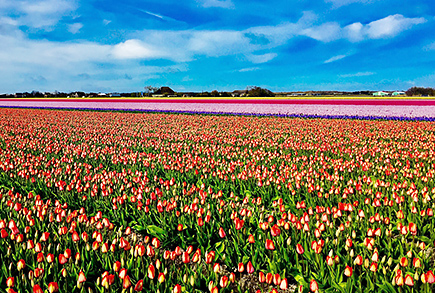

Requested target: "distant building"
[
  {"left": 109, "top": 93, "right": 121, "bottom": 97},
  {"left": 392, "top": 91, "right": 406, "bottom": 96},
  {"left": 231, "top": 90, "right": 248, "bottom": 97},
  {"left": 373, "top": 91, "right": 389, "bottom": 97},
  {"left": 153, "top": 87, "right": 175, "bottom": 96}
]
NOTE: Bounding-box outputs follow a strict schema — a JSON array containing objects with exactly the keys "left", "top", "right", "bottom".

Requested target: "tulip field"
[{"left": 1, "top": 107, "right": 435, "bottom": 293}]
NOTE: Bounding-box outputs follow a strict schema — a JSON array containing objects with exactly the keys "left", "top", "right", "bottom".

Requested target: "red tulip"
[
  {"left": 265, "top": 239, "right": 275, "bottom": 250},
  {"left": 59, "top": 254, "right": 67, "bottom": 265},
  {"left": 270, "top": 224, "right": 281, "bottom": 237},
  {"left": 46, "top": 253, "right": 54, "bottom": 263},
  {"left": 296, "top": 243, "right": 304, "bottom": 254},
  {"left": 246, "top": 261, "right": 254, "bottom": 274},
  {"left": 238, "top": 262, "right": 244, "bottom": 273},
  {"left": 123, "top": 275, "right": 132, "bottom": 289},
  {"left": 404, "top": 274, "right": 414, "bottom": 286},
  {"left": 426, "top": 271, "right": 435, "bottom": 284},
  {"left": 134, "top": 279, "right": 143, "bottom": 291},
  {"left": 258, "top": 271, "right": 265, "bottom": 283},
  {"left": 1, "top": 229, "right": 8, "bottom": 238},
  {"left": 6, "top": 277, "right": 14, "bottom": 287},
  {"left": 119, "top": 268, "right": 127, "bottom": 279},
  {"left": 158, "top": 272, "right": 165, "bottom": 283},
  {"left": 72, "top": 231, "right": 80, "bottom": 242},
  {"left": 47, "top": 282, "right": 59, "bottom": 293},
  {"left": 78, "top": 270, "right": 86, "bottom": 283},
  {"left": 17, "top": 259, "right": 25, "bottom": 271},
  {"left": 273, "top": 273, "right": 281, "bottom": 286},
  {"left": 220, "top": 275, "right": 228, "bottom": 288},
  {"left": 310, "top": 279, "right": 319, "bottom": 292},
  {"left": 113, "top": 261, "right": 121, "bottom": 272},
  {"left": 218, "top": 227, "right": 226, "bottom": 238},
  {"left": 354, "top": 255, "right": 363, "bottom": 266},
  {"left": 173, "top": 284, "right": 182, "bottom": 293},
  {"left": 344, "top": 266, "right": 353, "bottom": 277},
  {"left": 280, "top": 278, "right": 288, "bottom": 290},
  {"left": 33, "top": 285, "right": 43, "bottom": 293},
  {"left": 148, "top": 263, "right": 155, "bottom": 279}
]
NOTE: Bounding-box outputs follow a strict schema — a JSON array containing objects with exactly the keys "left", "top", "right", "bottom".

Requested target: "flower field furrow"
[
  {"left": 0, "top": 108, "right": 435, "bottom": 293},
  {"left": 1, "top": 100, "right": 435, "bottom": 118}
]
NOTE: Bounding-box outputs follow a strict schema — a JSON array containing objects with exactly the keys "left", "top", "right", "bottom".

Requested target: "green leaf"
[
  {"left": 294, "top": 274, "right": 307, "bottom": 287},
  {"left": 146, "top": 225, "right": 167, "bottom": 238},
  {"left": 215, "top": 241, "right": 225, "bottom": 254}
]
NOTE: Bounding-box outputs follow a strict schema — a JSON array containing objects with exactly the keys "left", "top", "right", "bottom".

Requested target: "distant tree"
[
  {"left": 220, "top": 92, "right": 231, "bottom": 97},
  {"left": 210, "top": 90, "right": 220, "bottom": 97},
  {"left": 406, "top": 87, "right": 435, "bottom": 96},
  {"left": 144, "top": 86, "right": 158, "bottom": 96},
  {"left": 246, "top": 86, "right": 274, "bottom": 97}
]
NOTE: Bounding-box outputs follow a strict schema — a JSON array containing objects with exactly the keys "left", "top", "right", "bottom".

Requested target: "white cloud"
[
  {"left": 103, "top": 19, "right": 111, "bottom": 26},
  {"left": 238, "top": 67, "right": 260, "bottom": 72},
  {"left": 198, "top": 0, "right": 234, "bottom": 9},
  {"left": 325, "top": 0, "right": 378, "bottom": 8},
  {"left": 423, "top": 42, "right": 435, "bottom": 51},
  {"left": 0, "top": 0, "right": 77, "bottom": 30},
  {"left": 343, "top": 22, "right": 364, "bottom": 42},
  {"left": 245, "top": 53, "right": 277, "bottom": 64},
  {"left": 340, "top": 72, "right": 375, "bottom": 77},
  {"left": 112, "top": 39, "right": 164, "bottom": 60},
  {"left": 68, "top": 23, "right": 83, "bottom": 34},
  {"left": 301, "top": 22, "right": 341, "bottom": 42},
  {"left": 365, "top": 14, "right": 426, "bottom": 39},
  {"left": 343, "top": 14, "right": 426, "bottom": 42},
  {"left": 324, "top": 54, "right": 347, "bottom": 63}
]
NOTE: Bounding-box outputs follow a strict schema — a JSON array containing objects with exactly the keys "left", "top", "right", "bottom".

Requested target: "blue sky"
[{"left": 1, "top": 0, "right": 434, "bottom": 93}]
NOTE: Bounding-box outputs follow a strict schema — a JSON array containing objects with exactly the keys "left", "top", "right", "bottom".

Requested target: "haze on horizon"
[{"left": 0, "top": 0, "right": 434, "bottom": 94}]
